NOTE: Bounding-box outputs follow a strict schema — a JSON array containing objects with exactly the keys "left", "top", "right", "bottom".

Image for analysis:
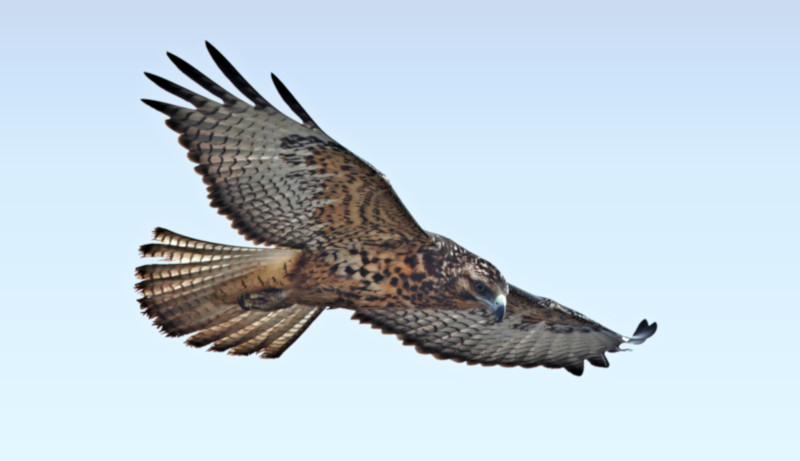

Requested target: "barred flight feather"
[{"left": 136, "top": 228, "right": 321, "bottom": 357}]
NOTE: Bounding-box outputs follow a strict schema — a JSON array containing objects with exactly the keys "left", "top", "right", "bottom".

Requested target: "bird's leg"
[{"left": 237, "top": 289, "right": 291, "bottom": 311}]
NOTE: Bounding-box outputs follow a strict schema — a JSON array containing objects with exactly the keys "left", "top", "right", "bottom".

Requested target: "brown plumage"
[{"left": 136, "top": 42, "right": 656, "bottom": 375}]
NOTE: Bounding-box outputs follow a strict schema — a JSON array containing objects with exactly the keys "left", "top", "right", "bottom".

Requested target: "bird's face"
[
  {"left": 424, "top": 234, "right": 508, "bottom": 319},
  {"left": 456, "top": 258, "right": 509, "bottom": 321}
]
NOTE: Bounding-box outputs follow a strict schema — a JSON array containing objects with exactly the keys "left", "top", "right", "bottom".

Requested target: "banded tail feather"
[{"left": 136, "top": 228, "right": 322, "bottom": 357}]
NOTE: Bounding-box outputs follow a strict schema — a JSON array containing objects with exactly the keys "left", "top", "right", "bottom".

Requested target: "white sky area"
[{"left": 1, "top": 1, "right": 797, "bottom": 459}]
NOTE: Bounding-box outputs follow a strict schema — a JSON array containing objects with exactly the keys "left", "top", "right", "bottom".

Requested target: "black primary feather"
[
  {"left": 628, "top": 320, "right": 658, "bottom": 345},
  {"left": 166, "top": 52, "right": 240, "bottom": 106},
  {"left": 271, "top": 73, "right": 320, "bottom": 130},
  {"left": 205, "top": 41, "right": 270, "bottom": 108}
]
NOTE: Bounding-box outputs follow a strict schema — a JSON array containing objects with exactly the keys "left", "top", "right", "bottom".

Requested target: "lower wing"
[{"left": 351, "top": 284, "right": 656, "bottom": 375}]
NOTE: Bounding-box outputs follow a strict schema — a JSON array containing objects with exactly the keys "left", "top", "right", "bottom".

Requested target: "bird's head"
[
  {"left": 454, "top": 257, "right": 509, "bottom": 321},
  {"left": 424, "top": 234, "right": 509, "bottom": 320}
]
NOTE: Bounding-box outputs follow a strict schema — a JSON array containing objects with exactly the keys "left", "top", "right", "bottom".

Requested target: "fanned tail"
[{"left": 136, "top": 228, "right": 323, "bottom": 357}]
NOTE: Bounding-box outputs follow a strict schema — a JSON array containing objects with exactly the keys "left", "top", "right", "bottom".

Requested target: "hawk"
[{"left": 137, "top": 42, "right": 657, "bottom": 376}]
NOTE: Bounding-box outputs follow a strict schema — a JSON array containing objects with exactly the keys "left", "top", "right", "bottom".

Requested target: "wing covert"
[
  {"left": 144, "top": 42, "right": 429, "bottom": 250},
  {"left": 351, "top": 284, "right": 656, "bottom": 375}
]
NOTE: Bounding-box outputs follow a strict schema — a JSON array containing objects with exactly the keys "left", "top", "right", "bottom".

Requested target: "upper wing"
[
  {"left": 143, "top": 42, "right": 430, "bottom": 250},
  {"left": 351, "top": 284, "right": 657, "bottom": 375}
]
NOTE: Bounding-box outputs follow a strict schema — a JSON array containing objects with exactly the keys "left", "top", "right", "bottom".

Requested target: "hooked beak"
[{"left": 489, "top": 294, "right": 506, "bottom": 321}]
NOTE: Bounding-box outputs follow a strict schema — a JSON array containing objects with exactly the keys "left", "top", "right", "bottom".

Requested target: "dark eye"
[{"left": 473, "top": 281, "right": 487, "bottom": 293}]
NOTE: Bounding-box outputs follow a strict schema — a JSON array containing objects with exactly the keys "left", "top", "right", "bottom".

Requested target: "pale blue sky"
[{"left": 1, "top": 1, "right": 798, "bottom": 459}]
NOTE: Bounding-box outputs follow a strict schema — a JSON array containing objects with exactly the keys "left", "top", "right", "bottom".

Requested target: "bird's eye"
[{"left": 473, "top": 281, "right": 487, "bottom": 293}]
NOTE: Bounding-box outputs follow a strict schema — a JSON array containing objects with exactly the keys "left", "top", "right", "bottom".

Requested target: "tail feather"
[
  {"left": 222, "top": 305, "right": 323, "bottom": 355},
  {"left": 138, "top": 228, "right": 300, "bottom": 331},
  {"left": 151, "top": 227, "right": 261, "bottom": 252},
  {"left": 250, "top": 305, "right": 324, "bottom": 358},
  {"left": 190, "top": 309, "right": 262, "bottom": 349},
  {"left": 136, "top": 261, "right": 230, "bottom": 282},
  {"left": 136, "top": 228, "right": 322, "bottom": 358},
  {"left": 212, "top": 310, "right": 285, "bottom": 351},
  {"left": 140, "top": 243, "right": 258, "bottom": 263},
  {"left": 136, "top": 272, "right": 224, "bottom": 297},
  {"left": 137, "top": 274, "right": 248, "bottom": 333},
  {"left": 260, "top": 306, "right": 324, "bottom": 357},
  {"left": 150, "top": 297, "right": 242, "bottom": 337},
  {"left": 207, "top": 310, "right": 290, "bottom": 352}
]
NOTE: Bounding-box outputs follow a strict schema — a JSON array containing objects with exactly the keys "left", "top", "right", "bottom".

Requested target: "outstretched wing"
[
  {"left": 143, "top": 42, "right": 429, "bottom": 250},
  {"left": 351, "top": 284, "right": 657, "bottom": 375}
]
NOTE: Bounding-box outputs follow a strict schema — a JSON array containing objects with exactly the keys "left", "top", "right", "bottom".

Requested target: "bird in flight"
[{"left": 137, "top": 42, "right": 656, "bottom": 375}]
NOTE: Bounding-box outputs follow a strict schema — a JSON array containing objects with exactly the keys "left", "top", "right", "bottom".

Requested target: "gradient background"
[{"left": 1, "top": 1, "right": 798, "bottom": 459}]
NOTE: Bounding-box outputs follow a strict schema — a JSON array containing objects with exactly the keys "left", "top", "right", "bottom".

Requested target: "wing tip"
[
  {"left": 564, "top": 362, "right": 585, "bottom": 376},
  {"left": 204, "top": 40, "right": 269, "bottom": 107},
  {"left": 587, "top": 354, "right": 610, "bottom": 368},
  {"left": 270, "top": 73, "right": 319, "bottom": 129},
  {"left": 141, "top": 98, "right": 164, "bottom": 111},
  {"left": 627, "top": 319, "right": 657, "bottom": 345}
]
